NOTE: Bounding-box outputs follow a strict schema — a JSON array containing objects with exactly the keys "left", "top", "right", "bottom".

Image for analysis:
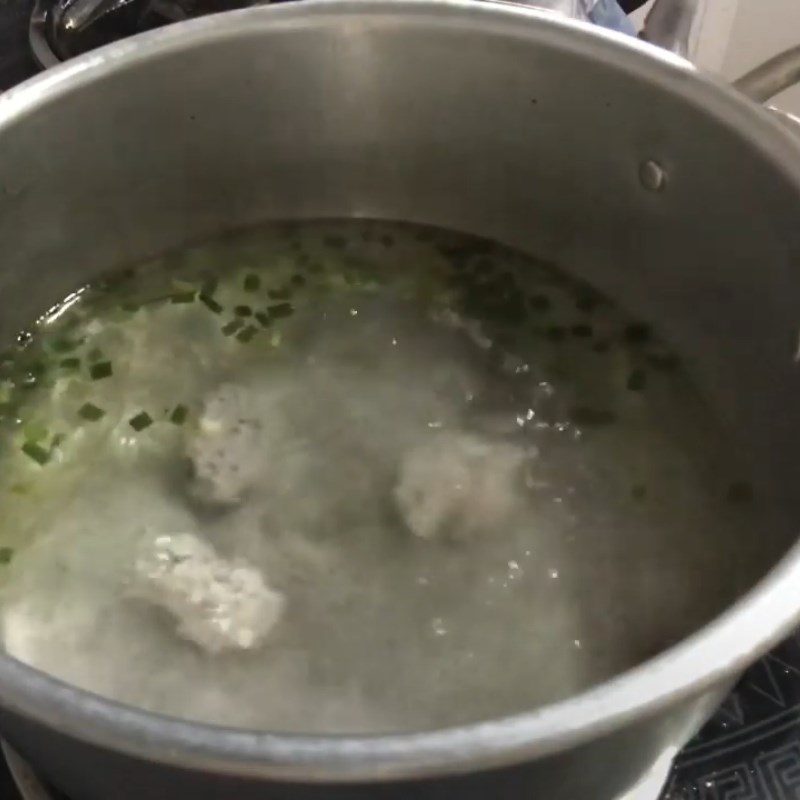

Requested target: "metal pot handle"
[
  {"left": 733, "top": 47, "right": 800, "bottom": 104},
  {"left": 640, "top": 0, "right": 800, "bottom": 109},
  {"left": 640, "top": 0, "right": 702, "bottom": 59}
]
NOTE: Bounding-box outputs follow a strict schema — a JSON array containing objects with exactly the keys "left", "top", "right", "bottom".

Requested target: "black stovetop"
[
  {"left": 0, "top": 0, "right": 38, "bottom": 91},
  {"left": 2, "top": 1, "right": 800, "bottom": 798}
]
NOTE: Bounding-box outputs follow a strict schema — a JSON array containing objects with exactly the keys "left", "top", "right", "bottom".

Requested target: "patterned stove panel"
[{"left": 664, "top": 631, "right": 800, "bottom": 799}]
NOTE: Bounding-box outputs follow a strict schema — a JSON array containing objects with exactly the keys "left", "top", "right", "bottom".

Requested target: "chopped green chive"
[
  {"left": 473, "top": 258, "right": 493, "bottom": 276},
  {"left": 647, "top": 352, "right": 680, "bottom": 372},
  {"left": 498, "top": 270, "right": 516, "bottom": 288},
  {"left": 19, "top": 372, "right": 39, "bottom": 390},
  {"left": 0, "top": 547, "right": 14, "bottom": 565},
  {"left": 626, "top": 368, "right": 647, "bottom": 392},
  {"left": 545, "top": 325, "right": 566, "bottom": 342},
  {"left": 324, "top": 234, "right": 346, "bottom": 249},
  {"left": 201, "top": 277, "right": 218, "bottom": 297},
  {"left": 221, "top": 319, "right": 244, "bottom": 336},
  {"left": 624, "top": 323, "right": 651, "bottom": 344},
  {"left": 571, "top": 324, "right": 593, "bottom": 338},
  {"left": 234, "top": 305, "right": 253, "bottom": 317},
  {"left": 79, "top": 402, "right": 106, "bottom": 421},
  {"left": 121, "top": 302, "right": 141, "bottom": 313},
  {"left": 60, "top": 357, "right": 80, "bottom": 371},
  {"left": 51, "top": 433, "right": 66, "bottom": 449},
  {"left": 147, "top": 292, "right": 180, "bottom": 306},
  {"left": 51, "top": 338, "right": 80, "bottom": 353},
  {"left": 90, "top": 361, "right": 113, "bottom": 380},
  {"left": 236, "top": 325, "right": 258, "bottom": 343},
  {"left": 290, "top": 274, "right": 306, "bottom": 287},
  {"left": 255, "top": 311, "right": 272, "bottom": 328},
  {"left": 631, "top": 484, "right": 647, "bottom": 501},
  {"left": 727, "top": 481, "right": 754, "bottom": 504},
  {"left": 243, "top": 274, "right": 261, "bottom": 292},
  {"left": 268, "top": 302, "right": 293, "bottom": 319},
  {"left": 199, "top": 294, "right": 223, "bottom": 314},
  {"left": 129, "top": 411, "right": 153, "bottom": 431},
  {"left": 575, "top": 293, "right": 599, "bottom": 313},
  {"left": 22, "top": 422, "right": 48, "bottom": 443},
  {"left": 569, "top": 407, "right": 616, "bottom": 427},
  {"left": 171, "top": 291, "right": 196, "bottom": 304},
  {"left": 97, "top": 268, "right": 135, "bottom": 290},
  {"left": 22, "top": 441, "right": 50, "bottom": 465},
  {"left": 169, "top": 404, "right": 188, "bottom": 425}
]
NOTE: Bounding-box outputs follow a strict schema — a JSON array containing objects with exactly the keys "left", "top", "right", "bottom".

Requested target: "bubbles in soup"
[{"left": 0, "top": 221, "right": 765, "bottom": 733}]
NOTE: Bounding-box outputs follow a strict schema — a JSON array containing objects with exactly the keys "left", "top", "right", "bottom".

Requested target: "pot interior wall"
[{"left": 0, "top": 5, "right": 799, "bottom": 602}]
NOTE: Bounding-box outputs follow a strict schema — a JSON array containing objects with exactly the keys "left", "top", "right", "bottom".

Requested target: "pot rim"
[{"left": 2, "top": 0, "right": 800, "bottom": 783}]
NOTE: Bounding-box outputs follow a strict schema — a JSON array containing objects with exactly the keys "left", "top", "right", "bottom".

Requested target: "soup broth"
[{"left": 0, "top": 221, "right": 765, "bottom": 733}]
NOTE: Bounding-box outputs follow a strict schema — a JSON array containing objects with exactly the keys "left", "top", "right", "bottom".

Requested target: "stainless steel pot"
[{"left": 2, "top": 2, "right": 800, "bottom": 798}]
